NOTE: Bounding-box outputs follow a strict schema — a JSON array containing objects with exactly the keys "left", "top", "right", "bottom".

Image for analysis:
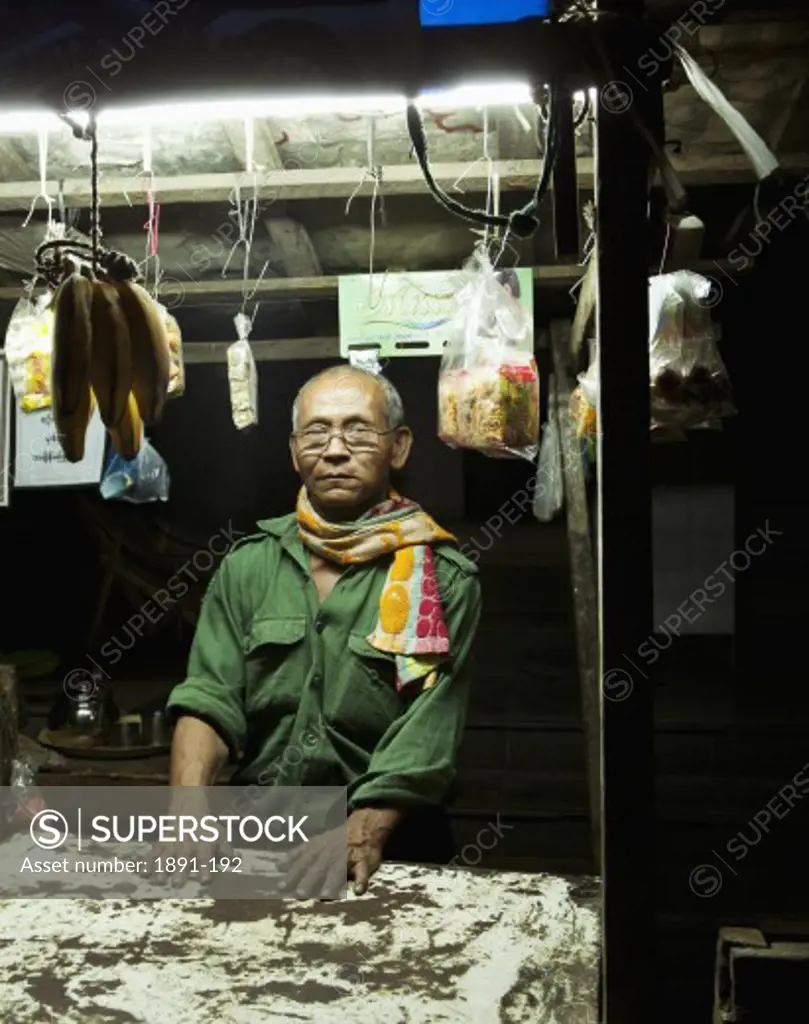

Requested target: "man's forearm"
[{"left": 169, "top": 714, "right": 229, "bottom": 786}]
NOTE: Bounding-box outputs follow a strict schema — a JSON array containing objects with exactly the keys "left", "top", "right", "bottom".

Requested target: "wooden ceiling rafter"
[
  {"left": 2, "top": 154, "right": 808, "bottom": 214},
  {"left": 0, "top": 260, "right": 736, "bottom": 305}
]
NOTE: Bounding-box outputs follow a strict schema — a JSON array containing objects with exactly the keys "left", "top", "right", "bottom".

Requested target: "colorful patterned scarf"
[{"left": 296, "top": 487, "right": 456, "bottom": 691}]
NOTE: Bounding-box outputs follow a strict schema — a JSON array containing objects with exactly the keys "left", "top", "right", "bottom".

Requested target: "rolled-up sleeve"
[
  {"left": 348, "top": 560, "right": 482, "bottom": 809},
  {"left": 166, "top": 563, "right": 247, "bottom": 759}
]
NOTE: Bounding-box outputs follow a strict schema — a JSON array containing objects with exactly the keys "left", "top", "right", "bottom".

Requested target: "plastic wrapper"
[
  {"left": 160, "top": 304, "right": 185, "bottom": 398},
  {"left": 100, "top": 438, "right": 170, "bottom": 503},
  {"left": 438, "top": 249, "right": 539, "bottom": 460},
  {"left": 572, "top": 272, "right": 735, "bottom": 439},
  {"left": 648, "top": 271, "right": 735, "bottom": 430},
  {"left": 227, "top": 312, "right": 258, "bottom": 430},
  {"left": 3, "top": 292, "right": 54, "bottom": 411},
  {"left": 349, "top": 348, "right": 383, "bottom": 374},
  {"left": 533, "top": 392, "right": 564, "bottom": 523}
]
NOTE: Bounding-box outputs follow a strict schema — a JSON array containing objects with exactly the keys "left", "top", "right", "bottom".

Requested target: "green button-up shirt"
[{"left": 166, "top": 513, "right": 481, "bottom": 809}]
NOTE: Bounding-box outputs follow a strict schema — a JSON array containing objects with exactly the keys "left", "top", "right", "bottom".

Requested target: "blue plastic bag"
[{"left": 100, "top": 439, "right": 169, "bottom": 504}]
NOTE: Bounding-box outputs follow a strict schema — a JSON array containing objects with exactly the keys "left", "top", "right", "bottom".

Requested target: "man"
[{"left": 165, "top": 365, "right": 481, "bottom": 894}]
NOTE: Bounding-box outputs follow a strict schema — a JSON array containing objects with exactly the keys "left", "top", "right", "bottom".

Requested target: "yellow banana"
[
  {"left": 51, "top": 273, "right": 94, "bottom": 461},
  {"left": 108, "top": 391, "right": 143, "bottom": 461},
  {"left": 56, "top": 387, "right": 96, "bottom": 464},
  {"left": 90, "top": 280, "right": 132, "bottom": 429},
  {"left": 113, "top": 281, "right": 171, "bottom": 424}
]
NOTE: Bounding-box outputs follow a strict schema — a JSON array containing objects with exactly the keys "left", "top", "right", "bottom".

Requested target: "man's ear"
[
  {"left": 290, "top": 437, "right": 301, "bottom": 475},
  {"left": 390, "top": 426, "right": 413, "bottom": 471}
]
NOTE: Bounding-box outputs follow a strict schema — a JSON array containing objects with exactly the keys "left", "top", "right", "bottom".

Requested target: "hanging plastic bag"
[
  {"left": 648, "top": 271, "right": 735, "bottom": 430},
  {"left": 349, "top": 347, "right": 383, "bottom": 375},
  {"left": 571, "top": 273, "right": 735, "bottom": 438},
  {"left": 228, "top": 312, "right": 258, "bottom": 430},
  {"left": 99, "top": 438, "right": 169, "bottom": 503},
  {"left": 4, "top": 291, "right": 54, "bottom": 411},
  {"left": 438, "top": 247, "right": 539, "bottom": 461},
  {"left": 533, "top": 384, "right": 564, "bottom": 522},
  {"left": 159, "top": 304, "right": 185, "bottom": 398}
]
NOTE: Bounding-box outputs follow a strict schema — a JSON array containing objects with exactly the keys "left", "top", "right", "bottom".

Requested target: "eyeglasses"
[{"left": 292, "top": 424, "right": 394, "bottom": 454}]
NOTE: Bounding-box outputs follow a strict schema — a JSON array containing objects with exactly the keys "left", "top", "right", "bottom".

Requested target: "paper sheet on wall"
[
  {"left": 0, "top": 361, "right": 11, "bottom": 507},
  {"left": 14, "top": 401, "right": 106, "bottom": 488}
]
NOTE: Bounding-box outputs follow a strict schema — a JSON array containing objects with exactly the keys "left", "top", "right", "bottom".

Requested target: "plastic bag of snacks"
[
  {"left": 100, "top": 438, "right": 170, "bottom": 504},
  {"left": 438, "top": 249, "right": 539, "bottom": 460},
  {"left": 648, "top": 272, "right": 735, "bottom": 430},
  {"left": 227, "top": 312, "right": 259, "bottom": 430},
  {"left": 570, "top": 338, "right": 598, "bottom": 441},
  {"left": 4, "top": 292, "right": 55, "bottom": 411},
  {"left": 159, "top": 304, "right": 185, "bottom": 398}
]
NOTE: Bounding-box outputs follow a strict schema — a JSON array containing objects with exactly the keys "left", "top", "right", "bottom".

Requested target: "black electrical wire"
[{"left": 405, "top": 84, "right": 561, "bottom": 240}]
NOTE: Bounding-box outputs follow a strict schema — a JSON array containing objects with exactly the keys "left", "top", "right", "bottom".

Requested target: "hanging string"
[
  {"left": 36, "top": 113, "right": 138, "bottom": 287},
  {"left": 57, "top": 180, "right": 66, "bottom": 227},
  {"left": 245, "top": 118, "right": 255, "bottom": 175},
  {"left": 241, "top": 125, "right": 271, "bottom": 306},
  {"left": 483, "top": 108, "right": 494, "bottom": 252},
  {"left": 22, "top": 127, "right": 54, "bottom": 229},
  {"left": 88, "top": 113, "right": 100, "bottom": 276},
  {"left": 139, "top": 126, "right": 162, "bottom": 296},
  {"left": 344, "top": 118, "right": 387, "bottom": 312},
  {"left": 222, "top": 170, "right": 268, "bottom": 318},
  {"left": 658, "top": 220, "right": 672, "bottom": 276}
]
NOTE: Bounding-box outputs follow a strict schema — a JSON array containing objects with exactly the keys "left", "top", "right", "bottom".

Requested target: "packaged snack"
[
  {"left": 4, "top": 292, "right": 55, "bottom": 411},
  {"left": 160, "top": 305, "right": 185, "bottom": 398},
  {"left": 438, "top": 248, "right": 539, "bottom": 460},
  {"left": 227, "top": 313, "right": 259, "bottom": 430},
  {"left": 571, "top": 273, "right": 735, "bottom": 439},
  {"left": 648, "top": 271, "right": 735, "bottom": 430}
]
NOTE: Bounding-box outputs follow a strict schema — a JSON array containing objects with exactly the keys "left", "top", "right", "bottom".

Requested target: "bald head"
[{"left": 291, "top": 366, "right": 405, "bottom": 432}]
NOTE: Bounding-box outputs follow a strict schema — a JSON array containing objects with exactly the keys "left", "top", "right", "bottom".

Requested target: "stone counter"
[{"left": 0, "top": 861, "right": 600, "bottom": 1023}]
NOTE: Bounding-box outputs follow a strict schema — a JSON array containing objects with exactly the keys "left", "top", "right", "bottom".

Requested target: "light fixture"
[{"left": 0, "top": 81, "right": 535, "bottom": 134}]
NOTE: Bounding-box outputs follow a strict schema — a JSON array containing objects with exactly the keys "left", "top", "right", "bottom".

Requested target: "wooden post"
[
  {"left": 550, "top": 320, "right": 600, "bottom": 870},
  {"left": 0, "top": 664, "right": 20, "bottom": 788},
  {"left": 594, "top": 2, "right": 657, "bottom": 1022}
]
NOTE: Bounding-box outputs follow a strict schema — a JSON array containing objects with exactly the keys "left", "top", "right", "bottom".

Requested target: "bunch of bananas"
[{"left": 51, "top": 274, "right": 172, "bottom": 463}]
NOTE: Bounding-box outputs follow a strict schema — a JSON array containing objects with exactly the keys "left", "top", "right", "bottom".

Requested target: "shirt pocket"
[
  {"left": 243, "top": 616, "right": 307, "bottom": 714},
  {"left": 327, "top": 633, "right": 405, "bottom": 743}
]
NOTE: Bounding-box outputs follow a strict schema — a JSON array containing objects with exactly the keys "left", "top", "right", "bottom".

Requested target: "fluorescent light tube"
[{"left": 0, "top": 81, "right": 535, "bottom": 133}]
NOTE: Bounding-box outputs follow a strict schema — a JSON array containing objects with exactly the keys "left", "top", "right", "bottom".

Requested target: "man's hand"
[
  {"left": 346, "top": 807, "right": 402, "bottom": 895},
  {"left": 281, "top": 806, "right": 404, "bottom": 898}
]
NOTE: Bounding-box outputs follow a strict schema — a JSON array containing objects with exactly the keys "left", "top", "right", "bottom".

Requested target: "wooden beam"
[
  {"left": 221, "top": 119, "right": 284, "bottom": 172},
  {"left": 1, "top": 154, "right": 807, "bottom": 211},
  {"left": 265, "top": 218, "right": 323, "bottom": 277},
  {"left": 596, "top": 3, "right": 657, "bottom": 1021},
  {"left": 264, "top": 216, "right": 334, "bottom": 337},
  {"left": 0, "top": 259, "right": 737, "bottom": 304},
  {"left": 183, "top": 337, "right": 339, "bottom": 363},
  {"left": 550, "top": 320, "right": 601, "bottom": 870}
]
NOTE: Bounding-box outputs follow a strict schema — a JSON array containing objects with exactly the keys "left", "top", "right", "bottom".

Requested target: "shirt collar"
[{"left": 257, "top": 514, "right": 309, "bottom": 574}]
